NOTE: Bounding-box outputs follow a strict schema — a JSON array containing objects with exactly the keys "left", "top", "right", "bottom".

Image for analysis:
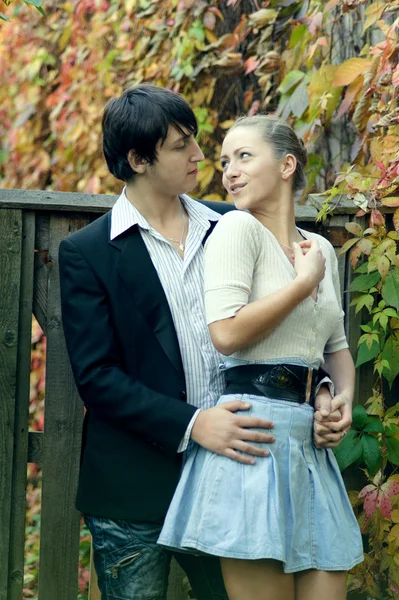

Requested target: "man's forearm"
[{"left": 323, "top": 348, "right": 355, "bottom": 401}]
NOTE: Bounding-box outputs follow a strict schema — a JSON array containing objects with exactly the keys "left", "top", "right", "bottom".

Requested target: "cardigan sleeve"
[{"left": 204, "top": 211, "right": 260, "bottom": 325}]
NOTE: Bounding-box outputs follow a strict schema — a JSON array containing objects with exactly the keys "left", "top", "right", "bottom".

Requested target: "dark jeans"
[{"left": 85, "top": 514, "right": 228, "bottom": 600}]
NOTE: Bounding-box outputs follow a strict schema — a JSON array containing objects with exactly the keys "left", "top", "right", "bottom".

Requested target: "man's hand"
[
  {"left": 314, "top": 391, "right": 352, "bottom": 448},
  {"left": 191, "top": 400, "right": 275, "bottom": 465}
]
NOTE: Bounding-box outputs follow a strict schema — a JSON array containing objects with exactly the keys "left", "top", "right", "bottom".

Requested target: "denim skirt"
[{"left": 158, "top": 394, "right": 364, "bottom": 573}]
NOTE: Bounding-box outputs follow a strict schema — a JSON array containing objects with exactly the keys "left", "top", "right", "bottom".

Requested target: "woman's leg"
[
  {"left": 295, "top": 570, "right": 346, "bottom": 600},
  {"left": 221, "top": 558, "right": 295, "bottom": 600}
]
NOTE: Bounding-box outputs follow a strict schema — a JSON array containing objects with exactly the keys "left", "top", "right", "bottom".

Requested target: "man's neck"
[{"left": 125, "top": 181, "right": 184, "bottom": 227}]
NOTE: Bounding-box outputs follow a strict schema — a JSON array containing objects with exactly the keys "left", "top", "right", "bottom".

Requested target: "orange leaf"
[{"left": 333, "top": 58, "right": 373, "bottom": 87}]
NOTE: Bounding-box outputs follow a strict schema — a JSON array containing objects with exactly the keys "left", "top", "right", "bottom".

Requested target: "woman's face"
[{"left": 220, "top": 126, "right": 287, "bottom": 211}]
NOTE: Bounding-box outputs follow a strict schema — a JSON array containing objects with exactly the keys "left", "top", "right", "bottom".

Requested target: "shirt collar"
[{"left": 110, "top": 188, "right": 221, "bottom": 241}]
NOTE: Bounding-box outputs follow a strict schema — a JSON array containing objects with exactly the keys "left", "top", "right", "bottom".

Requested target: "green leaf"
[
  {"left": 23, "top": 0, "right": 45, "bottom": 15},
  {"left": 363, "top": 420, "right": 384, "bottom": 433},
  {"left": 386, "top": 438, "right": 399, "bottom": 466},
  {"left": 382, "top": 336, "right": 399, "bottom": 388},
  {"left": 362, "top": 434, "right": 382, "bottom": 475},
  {"left": 345, "top": 222, "right": 363, "bottom": 236},
  {"left": 290, "top": 81, "right": 309, "bottom": 118},
  {"left": 0, "top": 12, "right": 10, "bottom": 21},
  {"left": 349, "top": 271, "right": 381, "bottom": 292},
  {"left": 351, "top": 294, "right": 375, "bottom": 314},
  {"left": 382, "top": 269, "right": 399, "bottom": 309},
  {"left": 352, "top": 404, "right": 370, "bottom": 429},
  {"left": 356, "top": 338, "right": 380, "bottom": 367},
  {"left": 277, "top": 70, "right": 304, "bottom": 94},
  {"left": 385, "top": 425, "right": 399, "bottom": 437},
  {"left": 355, "top": 263, "right": 369, "bottom": 273},
  {"left": 334, "top": 431, "right": 362, "bottom": 471}
]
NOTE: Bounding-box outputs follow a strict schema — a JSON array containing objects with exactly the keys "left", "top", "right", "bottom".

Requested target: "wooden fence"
[{"left": 0, "top": 188, "right": 389, "bottom": 600}]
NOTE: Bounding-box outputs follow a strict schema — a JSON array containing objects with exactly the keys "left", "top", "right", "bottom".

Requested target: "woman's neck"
[{"left": 250, "top": 195, "right": 299, "bottom": 247}]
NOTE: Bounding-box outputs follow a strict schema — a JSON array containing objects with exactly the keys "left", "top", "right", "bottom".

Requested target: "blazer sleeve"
[{"left": 59, "top": 237, "right": 197, "bottom": 454}]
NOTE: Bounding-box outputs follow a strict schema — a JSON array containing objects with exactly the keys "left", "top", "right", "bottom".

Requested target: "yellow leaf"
[
  {"left": 392, "top": 509, "right": 399, "bottom": 523},
  {"left": 202, "top": 193, "right": 224, "bottom": 202},
  {"left": 219, "top": 120, "right": 235, "bottom": 130},
  {"left": 58, "top": 24, "right": 72, "bottom": 52},
  {"left": 382, "top": 197, "right": 399, "bottom": 208},
  {"left": 205, "top": 30, "right": 218, "bottom": 44},
  {"left": 333, "top": 58, "right": 373, "bottom": 87},
  {"left": 363, "top": 1, "right": 385, "bottom": 32},
  {"left": 308, "top": 65, "right": 341, "bottom": 123},
  {"left": 248, "top": 9, "right": 278, "bottom": 27},
  {"left": 197, "top": 160, "right": 215, "bottom": 192},
  {"left": 387, "top": 523, "right": 399, "bottom": 544},
  {"left": 394, "top": 208, "right": 399, "bottom": 235}
]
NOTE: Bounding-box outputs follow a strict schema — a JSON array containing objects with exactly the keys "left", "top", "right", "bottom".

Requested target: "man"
[{"left": 59, "top": 84, "right": 277, "bottom": 600}]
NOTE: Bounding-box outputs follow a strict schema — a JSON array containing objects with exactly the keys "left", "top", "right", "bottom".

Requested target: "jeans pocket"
[{"left": 85, "top": 516, "right": 170, "bottom": 600}]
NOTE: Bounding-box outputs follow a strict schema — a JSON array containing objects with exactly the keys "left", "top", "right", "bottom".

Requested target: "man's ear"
[{"left": 127, "top": 150, "right": 147, "bottom": 174}]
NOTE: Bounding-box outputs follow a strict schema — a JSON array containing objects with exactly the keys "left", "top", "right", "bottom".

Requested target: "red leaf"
[
  {"left": 379, "top": 494, "right": 392, "bottom": 519},
  {"left": 245, "top": 56, "right": 260, "bottom": 75},
  {"left": 363, "top": 490, "right": 379, "bottom": 519}
]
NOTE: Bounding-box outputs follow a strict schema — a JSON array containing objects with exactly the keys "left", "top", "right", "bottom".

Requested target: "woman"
[{"left": 158, "top": 116, "right": 363, "bottom": 600}]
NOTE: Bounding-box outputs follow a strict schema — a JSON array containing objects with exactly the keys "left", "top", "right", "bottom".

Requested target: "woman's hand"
[
  {"left": 293, "top": 240, "right": 326, "bottom": 295},
  {"left": 313, "top": 392, "right": 352, "bottom": 448}
]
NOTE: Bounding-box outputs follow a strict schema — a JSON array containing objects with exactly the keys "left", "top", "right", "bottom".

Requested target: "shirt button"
[
  {"left": 319, "top": 287, "right": 323, "bottom": 293},
  {"left": 179, "top": 391, "right": 187, "bottom": 400},
  {"left": 315, "top": 305, "right": 320, "bottom": 311},
  {"left": 310, "top": 347, "right": 315, "bottom": 353},
  {"left": 313, "top": 327, "right": 318, "bottom": 333}
]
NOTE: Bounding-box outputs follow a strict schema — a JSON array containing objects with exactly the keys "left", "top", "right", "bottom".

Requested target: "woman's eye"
[
  {"left": 220, "top": 160, "right": 228, "bottom": 169},
  {"left": 240, "top": 152, "right": 250, "bottom": 159}
]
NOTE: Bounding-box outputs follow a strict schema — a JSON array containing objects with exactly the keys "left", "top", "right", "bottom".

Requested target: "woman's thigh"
[
  {"left": 221, "top": 558, "right": 295, "bottom": 600},
  {"left": 294, "top": 569, "right": 347, "bottom": 600}
]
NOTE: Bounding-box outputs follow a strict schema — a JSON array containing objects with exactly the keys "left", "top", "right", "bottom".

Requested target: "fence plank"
[
  {"left": 38, "top": 214, "right": 89, "bottom": 600},
  {"left": 8, "top": 211, "right": 36, "bottom": 600},
  {"left": 0, "top": 208, "right": 23, "bottom": 600},
  {"left": 33, "top": 252, "right": 48, "bottom": 336}
]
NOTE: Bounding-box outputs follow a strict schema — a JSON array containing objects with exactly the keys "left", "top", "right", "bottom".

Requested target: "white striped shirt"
[{"left": 111, "top": 190, "right": 226, "bottom": 450}]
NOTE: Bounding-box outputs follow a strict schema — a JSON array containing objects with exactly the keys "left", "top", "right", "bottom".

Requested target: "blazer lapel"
[{"left": 110, "top": 224, "right": 184, "bottom": 375}]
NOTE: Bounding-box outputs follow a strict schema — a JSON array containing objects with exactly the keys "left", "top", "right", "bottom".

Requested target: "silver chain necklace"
[{"left": 163, "top": 204, "right": 186, "bottom": 252}]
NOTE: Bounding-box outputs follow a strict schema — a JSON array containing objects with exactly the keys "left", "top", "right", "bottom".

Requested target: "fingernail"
[
  {"left": 244, "top": 403, "right": 251, "bottom": 408},
  {"left": 250, "top": 458, "right": 256, "bottom": 464}
]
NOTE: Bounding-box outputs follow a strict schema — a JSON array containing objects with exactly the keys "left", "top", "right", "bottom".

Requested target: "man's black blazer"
[{"left": 59, "top": 200, "right": 235, "bottom": 521}]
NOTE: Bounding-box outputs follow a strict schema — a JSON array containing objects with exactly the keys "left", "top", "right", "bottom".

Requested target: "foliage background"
[{"left": 1, "top": 0, "right": 399, "bottom": 598}]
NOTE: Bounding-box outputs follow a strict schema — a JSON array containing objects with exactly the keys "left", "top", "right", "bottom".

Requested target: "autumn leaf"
[
  {"left": 333, "top": 58, "right": 373, "bottom": 87},
  {"left": 363, "top": 1, "right": 385, "bottom": 33},
  {"left": 381, "top": 197, "right": 399, "bottom": 208},
  {"left": 393, "top": 208, "right": 399, "bottom": 234}
]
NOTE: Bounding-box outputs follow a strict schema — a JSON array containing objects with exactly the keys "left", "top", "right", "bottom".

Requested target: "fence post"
[{"left": 0, "top": 208, "right": 23, "bottom": 600}]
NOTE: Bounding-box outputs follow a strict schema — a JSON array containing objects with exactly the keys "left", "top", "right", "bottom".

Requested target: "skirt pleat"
[{"left": 158, "top": 394, "right": 364, "bottom": 573}]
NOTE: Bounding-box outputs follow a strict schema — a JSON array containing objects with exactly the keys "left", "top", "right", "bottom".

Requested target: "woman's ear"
[
  {"left": 281, "top": 154, "right": 297, "bottom": 180},
  {"left": 127, "top": 150, "right": 147, "bottom": 174}
]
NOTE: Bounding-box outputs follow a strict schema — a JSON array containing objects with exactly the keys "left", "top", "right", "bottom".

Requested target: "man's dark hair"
[{"left": 102, "top": 84, "right": 198, "bottom": 182}]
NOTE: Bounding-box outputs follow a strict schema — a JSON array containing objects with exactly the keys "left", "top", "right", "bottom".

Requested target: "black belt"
[{"left": 225, "top": 364, "right": 329, "bottom": 407}]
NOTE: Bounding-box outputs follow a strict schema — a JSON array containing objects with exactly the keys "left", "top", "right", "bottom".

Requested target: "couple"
[{"left": 59, "top": 84, "right": 363, "bottom": 600}]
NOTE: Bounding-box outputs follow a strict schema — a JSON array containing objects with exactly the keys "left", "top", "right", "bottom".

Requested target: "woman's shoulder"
[{"left": 207, "top": 210, "right": 261, "bottom": 251}]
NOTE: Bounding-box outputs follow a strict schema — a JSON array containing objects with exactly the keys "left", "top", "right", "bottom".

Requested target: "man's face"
[{"left": 146, "top": 126, "right": 205, "bottom": 196}]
